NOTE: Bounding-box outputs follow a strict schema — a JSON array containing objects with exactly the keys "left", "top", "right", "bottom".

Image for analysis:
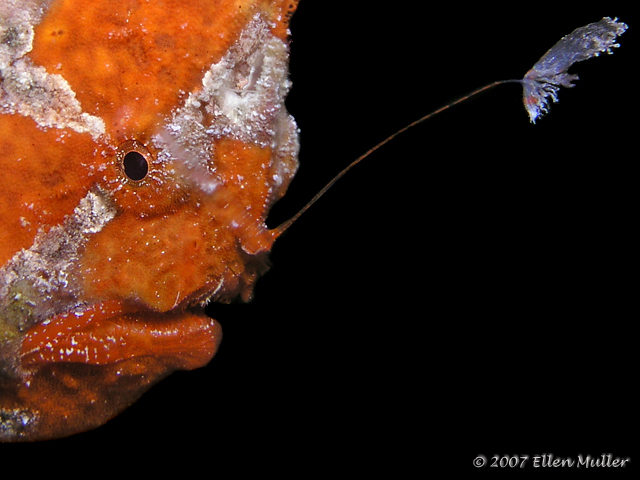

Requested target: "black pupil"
[{"left": 123, "top": 151, "right": 148, "bottom": 180}]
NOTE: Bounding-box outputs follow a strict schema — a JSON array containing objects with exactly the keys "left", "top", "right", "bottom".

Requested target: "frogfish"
[{"left": 1, "top": 0, "right": 299, "bottom": 441}]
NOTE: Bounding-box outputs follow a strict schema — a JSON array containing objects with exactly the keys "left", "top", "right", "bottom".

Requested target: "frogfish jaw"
[{"left": 0, "top": 302, "right": 222, "bottom": 442}]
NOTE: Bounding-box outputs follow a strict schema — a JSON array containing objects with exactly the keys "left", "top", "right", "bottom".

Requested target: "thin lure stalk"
[{"left": 274, "top": 80, "right": 520, "bottom": 237}]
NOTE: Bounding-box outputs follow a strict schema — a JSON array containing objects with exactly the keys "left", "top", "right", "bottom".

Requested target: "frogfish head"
[{"left": 0, "top": 0, "right": 299, "bottom": 441}]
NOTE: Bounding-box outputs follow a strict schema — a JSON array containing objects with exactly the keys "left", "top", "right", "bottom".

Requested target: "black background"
[{"left": 5, "top": 2, "right": 635, "bottom": 474}]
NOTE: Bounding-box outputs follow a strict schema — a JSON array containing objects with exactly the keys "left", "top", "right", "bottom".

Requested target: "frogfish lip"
[
  {"left": 20, "top": 300, "right": 222, "bottom": 372},
  {"left": 0, "top": 301, "right": 222, "bottom": 441}
]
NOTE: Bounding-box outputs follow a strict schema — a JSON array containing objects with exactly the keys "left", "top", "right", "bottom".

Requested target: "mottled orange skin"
[
  {"left": 0, "top": 116, "right": 97, "bottom": 266},
  {"left": 30, "top": 0, "right": 289, "bottom": 139},
  {"left": 0, "top": 0, "right": 299, "bottom": 440}
]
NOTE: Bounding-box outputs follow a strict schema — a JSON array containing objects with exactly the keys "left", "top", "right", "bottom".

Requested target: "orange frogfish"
[{"left": 0, "top": 0, "right": 299, "bottom": 441}]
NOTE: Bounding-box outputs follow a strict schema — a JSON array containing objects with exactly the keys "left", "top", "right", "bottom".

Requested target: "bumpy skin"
[{"left": 0, "top": 0, "right": 299, "bottom": 441}]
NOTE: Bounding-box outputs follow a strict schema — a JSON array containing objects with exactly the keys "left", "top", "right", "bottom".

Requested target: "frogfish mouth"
[{"left": 0, "top": 0, "right": 300, "bottom": 441}]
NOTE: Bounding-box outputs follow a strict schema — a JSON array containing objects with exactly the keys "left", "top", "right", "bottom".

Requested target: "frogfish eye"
[
  {"left": 117, "top": 140, "right": 151, "bottom": 182},
  {"left": 123, "top": 151, "right": 148, "bottom": 180}
]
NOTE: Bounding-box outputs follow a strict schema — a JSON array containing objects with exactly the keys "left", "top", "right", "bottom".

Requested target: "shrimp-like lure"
[{"left": 521, "top": 17, "right": 627, "bottom": 123}]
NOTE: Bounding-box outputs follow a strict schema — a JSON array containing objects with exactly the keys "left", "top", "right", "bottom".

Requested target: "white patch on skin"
[
  {"left": 158, "top": 13, "right": 299, "bottom": 194},
  {"left": 0, "top": 189, "right": 116, "bottom": 336},
  {"left": 0, "top": 1, "right": 106, "bottom": 140},
  {"left": 0, "top": 406, "right": 38, "bottom": 439}
]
